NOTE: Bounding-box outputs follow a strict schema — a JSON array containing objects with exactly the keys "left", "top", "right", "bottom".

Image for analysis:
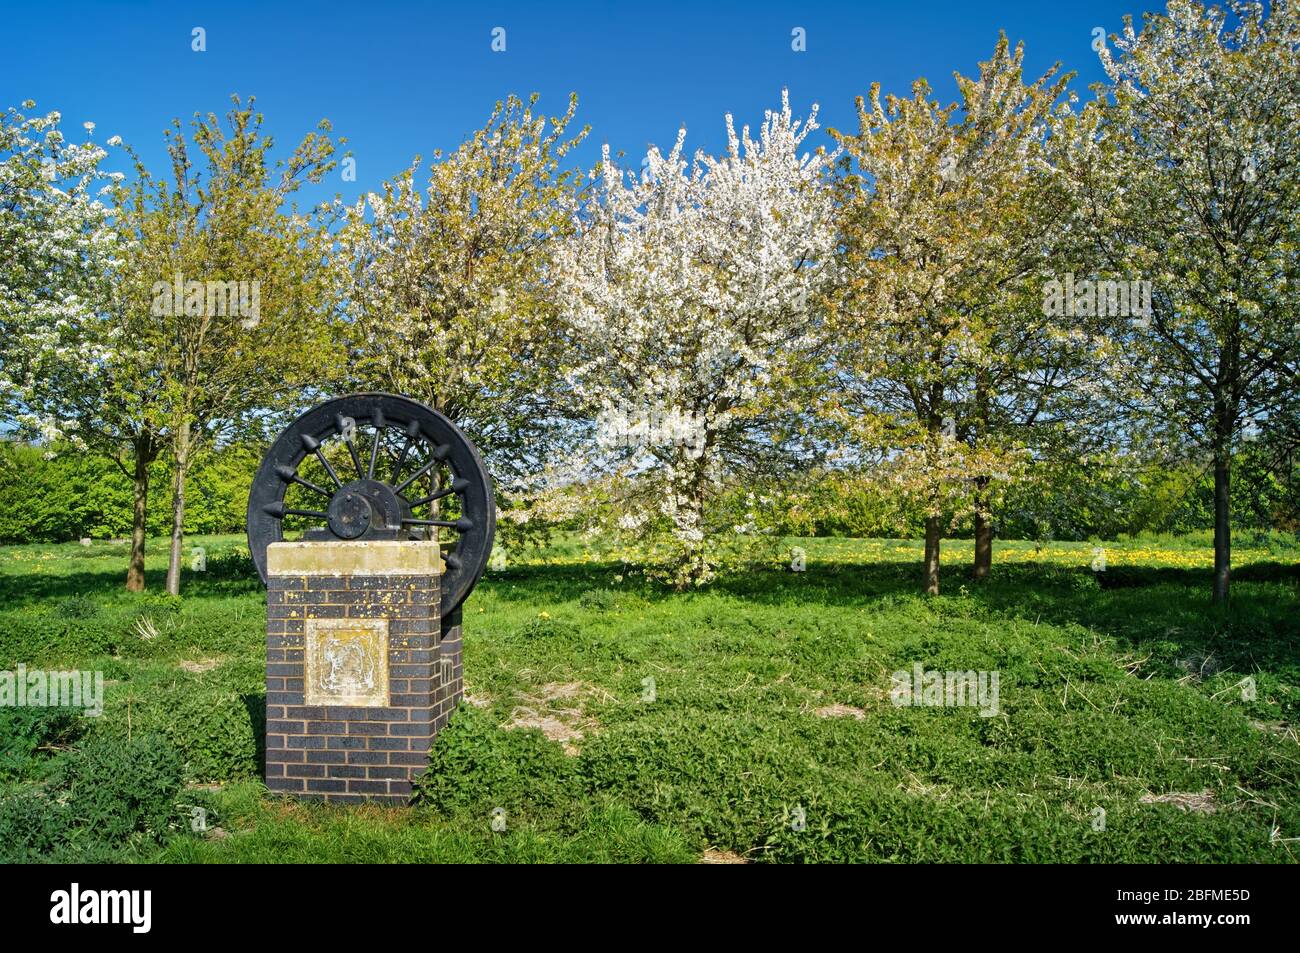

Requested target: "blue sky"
[{"left": 1, "top": 0, "right": 1153, "bottom": 204}]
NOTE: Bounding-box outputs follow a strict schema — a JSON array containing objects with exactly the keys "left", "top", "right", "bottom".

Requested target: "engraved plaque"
[{"left": 304, "top": 618, "right": 390, "bottom": 707}]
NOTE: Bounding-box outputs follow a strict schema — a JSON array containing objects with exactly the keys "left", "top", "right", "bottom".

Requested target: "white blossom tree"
[
  {"left": 554, "top": 92, "right": 839, "bottom": 587},
  {"left": 1, "top": 103, "right": 116, "bottom": 427},
  {"left": 0, "top": 103, "right": 168, "bottom": 590},
  {"left": 1061, "top": 0, "right": 1300, "bottom": 602}
]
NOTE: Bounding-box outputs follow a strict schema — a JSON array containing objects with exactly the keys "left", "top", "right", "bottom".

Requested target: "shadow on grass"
[
  {"left": 484, "top": 556, "right": 1298, "bottom": 672},
  {"left": 241, "top": 692, "right": 267, "bottom": 780},
  {"left": 6, "top": 546, "right": 1297, "bottom": 677},
  {"left": 0, "top": 567, "right": 264, "bottom": 606}
]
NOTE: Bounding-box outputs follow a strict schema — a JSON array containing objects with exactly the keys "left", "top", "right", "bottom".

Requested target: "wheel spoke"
[
  {"left": 262, "top": 501, "right": 328, "bottom": 520},
  {"left": 390, "top": 419, "right": 421, "bottom": 484},
  {"left": 401, "top": 517, "right": 473, "bottom": 531},
  {"left": 367, "top": 408, "right": 387, "bottom": 480},
  {"left": 274, "top": 464, "right": 330, "bottom": 498},
  {"left": 336, "top": 414, "right": 364, "bottom": 479},
  {"left": 407, "top": 478, "right": 468, "bottom": 508},
  {"left": 301, "top": 434, "right": 343, "bottom": 488},
  {"left": 393, "top": 449, "right": 445, "bottom": 494}
]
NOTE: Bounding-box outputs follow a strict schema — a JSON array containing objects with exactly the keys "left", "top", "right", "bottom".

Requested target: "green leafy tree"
[
  {"left": 119, "top": 96, "right": 343, "bottom": 594},
  {"left": 338, "top": 93, "right": 588, "bottom": 512},
  {"left": 831, "top": 38, "right": 1077, "bottom": 594}
]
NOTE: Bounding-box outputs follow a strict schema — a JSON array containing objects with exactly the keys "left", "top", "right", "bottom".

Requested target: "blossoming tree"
[
  {"left": 554, "top": 92, "right": 839, "bottom": 586},
  {"left": 0, "top": 103, "right": 164, "bottom": 588},
  {"left": 1064, "top": 0, "right": 1300, "bottom": 602}
]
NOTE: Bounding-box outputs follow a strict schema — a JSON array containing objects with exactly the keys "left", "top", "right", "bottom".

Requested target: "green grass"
[{"left": 1, "top": 533, "right": 1298, "bottom": 863}]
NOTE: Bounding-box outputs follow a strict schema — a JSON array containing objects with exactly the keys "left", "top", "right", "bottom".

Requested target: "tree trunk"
[
  {"left": 125, "top": 435, "right": 155, "bottom": 592},
  {"left": 924, "top": 515, "right": 942, "bottom": 596},
  {"left": 1213, "top": 443, "right": 1231, "bottom": 605},
  {"left": 973, "top": 509, "right": 992, "bottom": 581},
  {"left": 165, "top": 422, "right": 191, "bottom": 596},
  {"left": 973, "top": 478, "right": 992, "bottom": 581},
  {"left": 972, "top": 372, "right": 991, "bottom": 581}
]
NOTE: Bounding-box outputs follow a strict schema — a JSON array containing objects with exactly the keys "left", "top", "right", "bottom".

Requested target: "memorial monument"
[{"left": 246, "top": 393, "right": 495, "bottom": 803}]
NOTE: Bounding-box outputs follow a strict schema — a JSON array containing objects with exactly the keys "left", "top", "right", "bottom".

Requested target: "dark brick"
[
  {"left": 348, "top": 576, "right": 404, "bottom": 590},
  {"left": 306, "top": 750, "right": 347, "bottom": 764},
  {"left": 346, "top": 780, "right": 389, "bottom": 794},
  {"left": 390, "top": 751, "right": 430, "bottom": 766},
  {"left": 306, "top": 721, "right": 345, "bottom": 735},
  {"left": 305, "top": 575, "right": 347, "bottom": 589},
  {"left": 391, "top": 664, "right": 433, "bottom": 679},
  {"left": 302, "top": 605, "right": 345, "bottom": 619},
  {"left": 285, "top": 706, "right": 331, "bottom": 720},
  {"left": 390, "top": 693, "right": 432, "bottom": 708},
  {"left": 389, "top": 722, "right": 434, "bottom": 737},
  {"left": 305, "top": 778, "right": 347, "bottom": 793},
  {"left": 326, "top": 735, "right": 368, "bottom": 750}
]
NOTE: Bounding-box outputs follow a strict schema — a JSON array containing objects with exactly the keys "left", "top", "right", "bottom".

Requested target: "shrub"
[
  {"left": 0, "top": 734, "right": 187, "bottom": 862},
  {"left": 0, "top": 791, "right": 67, "bottom": 861},
  {"left": 99, "top": 686, "right": 262, "bottom": 782},
  {"left": 413, "top": 705, "right": 584, "bottom": 824},
  {"left": 0, "top": 706, "right": 86, "bottom": 783},
  {"left": 48, "top": 733, "right": 186, "bottom": 847}
]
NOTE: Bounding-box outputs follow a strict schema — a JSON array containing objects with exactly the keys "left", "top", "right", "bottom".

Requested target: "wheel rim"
[{"left": 246, "top": 393, "right": 495, "bottom": 614}]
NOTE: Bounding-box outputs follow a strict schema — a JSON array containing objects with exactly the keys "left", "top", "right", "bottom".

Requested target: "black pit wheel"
[{"left": 246, "top": 393, "right": 495, "bottom": 614}]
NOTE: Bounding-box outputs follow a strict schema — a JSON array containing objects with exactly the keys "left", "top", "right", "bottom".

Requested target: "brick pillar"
[
  {"left": 436, "top": 605, "right": 463, "bottom": 732},
  {"left": 263, "top": 540, "right": 459, "bottom": 804}
]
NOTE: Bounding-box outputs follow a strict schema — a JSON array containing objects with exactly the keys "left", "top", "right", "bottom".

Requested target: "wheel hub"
[{"left": 323, "top": 479, "right": 404, "bottom": 540}]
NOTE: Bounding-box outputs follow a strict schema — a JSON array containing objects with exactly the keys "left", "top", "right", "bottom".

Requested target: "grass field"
[{"left": 2, "top": 532, "right": 1298, "bottom": 863}]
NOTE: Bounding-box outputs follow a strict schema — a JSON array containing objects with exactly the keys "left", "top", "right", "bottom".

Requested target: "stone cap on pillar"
[{"left": 266, "top": 540, "right": 445, "bottom": 577}]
